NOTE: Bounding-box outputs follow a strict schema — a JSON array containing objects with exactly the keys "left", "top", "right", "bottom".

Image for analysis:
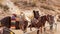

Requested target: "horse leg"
[
  {"left": 24, "top": 26, "right": 27, "bottom": 33},
  {"left": 30, "top": 26, "right": 32, "bottom": 31},
  {"left": 22, "top": 26, "right": 25, "bottom": 33},
  {"left": 24, "top": 28, "right": 27, "bottom": 33},
  {"left": 41, "top": 27, "right": 42, "bottom": 33},
  {"left": 37, "top": 30, "right": 39, "bottom": 34},
  {"left": 39, "top": 27, "right": 42, "bottom": 34},
  {"left": 30, "top": 25, "right": 32, "bottom": 31},
  {"left": 19, "top": 25, "right": 22, "bottom": 30},
  {"left": 44, "top": 27, "right": 46, "bottom": 32},
  {"left": 50, "top": 23, "right": 53, "bottom": 30},
  {"left": 20, "top": 25, "right": 24, "bottom": 31},
  {"left": 20, "top": 25, "right": 23, "bottom": 30},
  {"left": 44, "top": 25, "right": 46, "bottom": 32},
  {"left": 55, "top": 23, "right": 57, "bottom": 31},
  {"left": 24, "top": 29, "right": 27, "bottom": 33}
]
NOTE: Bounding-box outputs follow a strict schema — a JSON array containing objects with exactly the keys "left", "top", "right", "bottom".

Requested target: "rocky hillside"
[
  {"left": 0, "top": 0, "right": 60, "bottom": 19},
  {"left": 10, "top": 0, "right": 60, "bottom": 15},
  {"left": 0, "top": 0, "right": 60, "bottom": 14}
]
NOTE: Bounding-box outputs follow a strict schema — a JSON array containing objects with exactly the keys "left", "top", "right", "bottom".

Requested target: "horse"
[
  {"left": 29, "top": 14, "right": 55, "bottom": 34},
  {"left": 0, "top": 16, "right": 11, "bottom": 28},
  {"left": 19, "top": 15, "right": 28, "bottom": 33},
  {"left": 46, "top": 14, "right": 55, "bottom": 30},
  {"left": 28, "top": 15, "right": 47, "bottom": 34},
  {"left": 19, "top": 19, "right": 28, "bottom": 33}
]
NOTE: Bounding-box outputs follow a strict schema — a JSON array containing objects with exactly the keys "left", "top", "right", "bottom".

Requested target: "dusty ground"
[{"left": 11, "top": 22, "right": 60, "bottom": 34}]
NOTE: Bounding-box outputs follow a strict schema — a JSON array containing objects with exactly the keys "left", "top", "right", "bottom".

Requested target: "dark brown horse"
[
  {"left": 29, "top": 15, "right": 47, "bottom": 34},
  {"left": 29, "top": 14, "right": 54, "bottom": 34},
  {"left": 0, "top": 16, "right": 11, "bottom": 28},
  {"left": 46, "top": 14, "right": 55, "bottom": 30}
]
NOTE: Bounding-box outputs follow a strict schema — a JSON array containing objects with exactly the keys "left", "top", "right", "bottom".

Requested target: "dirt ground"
[{"left": 11, "top": 22, "right": 60, "bottom": 34}]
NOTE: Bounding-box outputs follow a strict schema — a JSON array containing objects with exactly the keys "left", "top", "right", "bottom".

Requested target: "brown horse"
[
  {"left": 29, "top": 15, "right": 47, "bottom": 34},
  {"left": 46, "top": 14, "right": 55, "bottom": 30},
  {"left": 0, "top": 16, "right": 11, "bottom": 28},
  {"left": 19, "top": 17, "right": 28, "bottom": 33},
  {"left": 29, "top": 14, "right": 55, "bottom": 34}
]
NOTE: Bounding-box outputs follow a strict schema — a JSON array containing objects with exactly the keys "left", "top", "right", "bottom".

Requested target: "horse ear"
[{"left": 33, "top": 10, "right": 35, "bottom": 14}]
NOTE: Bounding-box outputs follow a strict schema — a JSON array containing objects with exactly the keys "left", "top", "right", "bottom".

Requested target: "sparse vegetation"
[
  {"left": 39, "top": 0, "right": 46, "bottom": 3},
  {"left": 14, "top": 0, "right": 37, "bottom": 7},
  {"left": 0, "top": 4, "right": 9, "bottom": 12},
  {"left": 41, "top": 6, "right": 55, "bottom": 11}
]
